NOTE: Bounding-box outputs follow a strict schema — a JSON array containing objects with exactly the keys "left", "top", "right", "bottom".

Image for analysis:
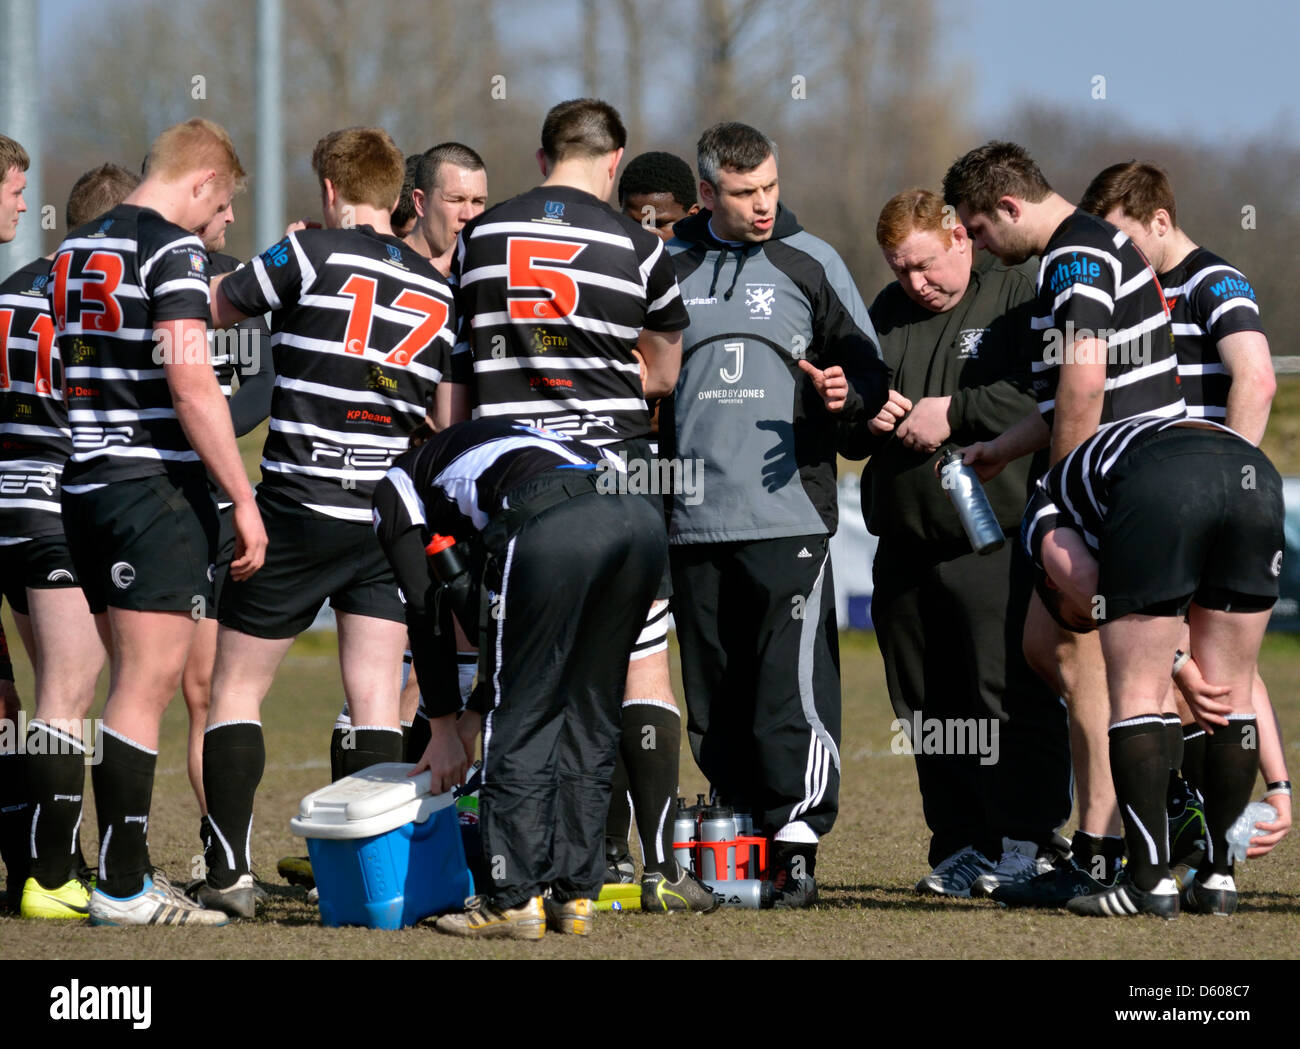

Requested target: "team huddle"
[{"left": 0, "top": 98, "right": 1290, "bottom": 939}]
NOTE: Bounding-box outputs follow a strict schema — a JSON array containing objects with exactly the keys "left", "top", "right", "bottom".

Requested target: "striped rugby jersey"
[
  {"left": 452, "top": 185, "right": 690, "bottom": 445},
  {"left": 220, "top": 226, "right": 457, "bottom": 522},
  {"left": 1021, "top": 416, "right": 1236, "bottom": 566},
  {"left": 1031, "top": 211, "right": 1184, "bottom": 426},
  {"left": 209, "top": 251, "right": 270, "bottom": 400},
  {"left": 376, "top": 418, "right": 605, "bottom": 541},
  {"left": 49, "top": 204, "right": 213, "bottom": 487},
  {"left": 1158, "top": 247, "right": 1264, "bottom": 420},
  {"left": 0, "top": 257, "right": 67, "bottom": 541}
]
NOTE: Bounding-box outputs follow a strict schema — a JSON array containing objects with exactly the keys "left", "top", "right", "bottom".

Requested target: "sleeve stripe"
[
  {"left": 647, "top": 283, "right": 682, "bottom": 316},
  {"left": 252, "top": 255, "right": 283, "bottom": 311},
  {"left": 1206, "top": 297, "right": 1259, "bottom": 329},
  {"left": 1053, "top": 282, "right": 1114, "bottom": 314},
  {"left": 154, "top": 277, "right": 211, "bottom": 300}
]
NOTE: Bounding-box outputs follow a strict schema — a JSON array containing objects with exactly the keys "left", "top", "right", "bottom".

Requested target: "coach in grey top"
[{"left": 662, "top": 122, "right": 887, "bottom": 906}]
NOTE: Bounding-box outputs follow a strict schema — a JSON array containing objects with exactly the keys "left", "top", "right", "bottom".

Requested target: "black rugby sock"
[
  {"left": 404, "top": 714, "right": 432, "bottom": 765},
  {"left": 0, "top": 750, "right": 30, "bottom": 899},
  {"left": 1108, "top": 716, "right": 1170, "bottom": 892},
  {"left": 1070, "top": 828, "right": 1123, "bottom": 884},
  {"left": 1181, "top": 725, "right": 1207, "bottom": 796},
  {"left": 1202, "top": 716, "right": 1259, "bottom": 878},
  {"left": 336, "top": 727, "right": 403, "bottom": 778},
  {"left": 202, "top": 721, "right": 265, "bottom": 889},
  {"left": 92, "top": 728, "right": 157, "bottom": 898},
  {"left": 621, "top": 700, "right": 682, "bottom": 880},
  {"left": 26, "top": 723, "right": 86, "bottom": 888},
  {"left": 1163, "top": 713, "right": 1184, "bottom": 771}
]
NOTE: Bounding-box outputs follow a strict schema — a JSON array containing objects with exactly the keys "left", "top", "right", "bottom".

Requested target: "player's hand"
[
  {"left": 0, "top": 679, "right": 20, "bottom": 724},
  {"left": 797, "top": 359, "right": 849, "bottom": 412},
  {"left": 897, "top": 396, "right": 952, "bottom": 454},
  {"left": 229, "top": 499, "right": 268, "bottom": 581},
  {"left": 411, "top": 714, "right": 468, "bottom": 794},
  {"left": 951, "top": 439, "right": 1008, "bottom": 483},
  {"left": 1174, "top": 658, "right": 1234, "bottom": 732},
  {"left": 285, "top": 219, "right": 321, "bottom": 235},
  {"left": 455, "top": 709, "right": 481, "bottom": 766},
  {"left": 867, "top": 389, "right": 912, "bottom": 436},
  {"left": 1247, "top": 790, "right": 1291, "bottom": 858}
]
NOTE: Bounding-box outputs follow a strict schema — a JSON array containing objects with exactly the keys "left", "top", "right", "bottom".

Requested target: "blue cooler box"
[{"left": 290, "top": 763, "right": 473, "bottom": 929}]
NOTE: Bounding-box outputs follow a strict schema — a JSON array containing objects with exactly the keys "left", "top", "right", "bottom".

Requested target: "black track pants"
[
  {"left": 670, "top": 535, "right": 841, "bottom": 841},
  {"left": 478, "top": 490, "right": 666, "bottom": 907}
]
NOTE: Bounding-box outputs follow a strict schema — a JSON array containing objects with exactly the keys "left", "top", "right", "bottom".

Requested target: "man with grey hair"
[{"left": 664, "top": 121, "right": 888, "bottom": 906}]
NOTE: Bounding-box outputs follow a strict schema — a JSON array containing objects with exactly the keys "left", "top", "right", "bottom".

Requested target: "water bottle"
[
  {"left": 426, "top": 534, "right": 468, "bottom": 583},
  {"left": 672, "top": 797, "right": 696, "bottom": 875},
  {"left": 733, "top": 810, "right": 759, "bottom": 878},
  {"left": 701, "top": 879, "right": 774, "bottom": 909},
  {"left": 425, "top": 534, "right": 474, "bottom": 629},
  {"left": 698, "top": 804, "right": 736, "bottom": 880},
  {"left": 1225, "top": 801, "right": 1277, "bottom": 865},
  {"left": 938, "top": 450, "right": 1005, "bottom": 555}
]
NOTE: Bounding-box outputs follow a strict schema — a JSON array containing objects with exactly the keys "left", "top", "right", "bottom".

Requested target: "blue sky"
[{"left": 32, "top": 0, "right": 1300, "bottom": 147}]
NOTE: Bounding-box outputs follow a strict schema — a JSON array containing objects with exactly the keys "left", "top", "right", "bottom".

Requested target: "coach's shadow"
[{"left": 758, "top": 419, "right": 797, "bottom": 492}]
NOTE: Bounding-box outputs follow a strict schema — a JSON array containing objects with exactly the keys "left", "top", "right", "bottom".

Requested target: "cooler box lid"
[{"left": 290, "top": 762, "right": 457, "bottom": 840}]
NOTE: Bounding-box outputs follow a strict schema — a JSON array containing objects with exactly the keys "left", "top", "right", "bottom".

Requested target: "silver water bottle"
[
  {"left": 733, "top": 810, "right": 759, "bottom": 878},
  {"left": 938, "top": 449, "right": 1005, "bottom": 555},
  {"left": 672, "top": 797, "right": 696, "bottom": 875},
  {"left": 701, "top": 879, "right": 774, "bottom": 909},
  {"left": 699, "top": 804, "right": 736, "bottom": 880}
]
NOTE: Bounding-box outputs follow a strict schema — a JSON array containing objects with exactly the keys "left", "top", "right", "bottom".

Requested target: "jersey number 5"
[
  {"left": 506, "top": 237, "right": 586, "bottom": 321},
  {"left": 339, "top": 274, "right": 450, "bottom": 366},
  {"left": 0, "top": 309, "right": 57, "bottom": 394}
]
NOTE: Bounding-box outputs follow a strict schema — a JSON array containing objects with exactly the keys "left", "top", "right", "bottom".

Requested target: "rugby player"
[
  {"left": 1080, "top": 161, "right": 1289, "bottom": 860},
  {"left": 177, "top": 176, "right": 274, "bottom": 869},
  {"left": 407, "top": 142, "right": 487, "bottom": 275},
  {"left": 452, "top": 99, "right": 714, "bottom": 913},
  {"left": 374, "top": 417, "right": 673, "bottom": 937},
  {"left": 2, "top": 163, "right": 139, "bottom": 919},
  {"left": 52, "top": 119, "right": 266, "bottom": 926},
  {"left": 944, "top": 142, "right": 1185, "bottom": 902},
  {"left": 618, "top": 150, "right": 699, "bottom": 242},
  {"left": 195, "top": 126, "right": 461, "bottom": 919},
  {"left": 1024, "top": 416, "right": 1283, "bottom": 916}
]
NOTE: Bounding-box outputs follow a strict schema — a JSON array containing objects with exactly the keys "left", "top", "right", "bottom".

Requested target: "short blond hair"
[
  {"left": 144, "top": 118, "right": 245, "bottom": 190},
  {"left": 311, "top": 127, "right": 404, "bottom": 211}
]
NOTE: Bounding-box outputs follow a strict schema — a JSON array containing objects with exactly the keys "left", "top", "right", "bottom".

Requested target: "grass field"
[{"left": 1, "top": 623, "right": 1296, "bottom": 961}]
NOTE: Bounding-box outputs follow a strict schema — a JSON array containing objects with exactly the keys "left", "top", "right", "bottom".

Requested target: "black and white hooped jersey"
[
  {"left": 1159, "top": 248, "right": 1265, "bottom": 420},
  {"left": 220, "top": 225, "right": 457, "bottom": 523},
  {"left": 373, "top": 418, "right": 607, "bottom": 545},
  {"left": 453, "top": 185, "right": 689, "bottom": 445},
  {"left": 1021, "top": 416, "right": 1237, "bottom": 565},
  {"left": 209, "top": 251, "right": 270, "bottom": 399},
  {"left": 0, "top": 257, "right": 67, "bottom": 541},
  {"left": 1031, "top": 211, "right": 1184, "bottom": 426},
  {"left": 48, "top": 204, "right": 212, "bottom": 487}
]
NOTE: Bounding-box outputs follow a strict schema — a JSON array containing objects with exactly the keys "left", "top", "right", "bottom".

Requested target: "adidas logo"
[{"left": 797, "top": 547, "right": 813, "bottom": 559}]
